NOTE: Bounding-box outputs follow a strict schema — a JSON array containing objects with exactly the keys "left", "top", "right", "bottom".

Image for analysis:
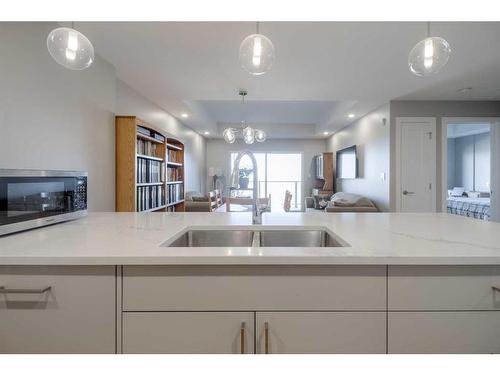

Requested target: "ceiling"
[{"left": 78, "top": 22, "right": 500, "bottom": 139}]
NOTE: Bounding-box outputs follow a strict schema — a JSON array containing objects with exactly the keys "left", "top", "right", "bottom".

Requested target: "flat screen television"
[{"left": 336, "top": 145, "right": 358, "bottom": 179}]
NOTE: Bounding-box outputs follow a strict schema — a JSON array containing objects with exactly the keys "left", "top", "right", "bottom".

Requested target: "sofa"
[
  {"left": 184, "top": 191, "right": 211, "bottom": 212},
  {"left": 305, "top": 192, "right": 378, "bottom": 213}
]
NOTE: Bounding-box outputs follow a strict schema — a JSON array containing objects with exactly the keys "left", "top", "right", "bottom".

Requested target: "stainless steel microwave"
[{"left": 0, "top": 169, "right": 87, "bottom": 236}]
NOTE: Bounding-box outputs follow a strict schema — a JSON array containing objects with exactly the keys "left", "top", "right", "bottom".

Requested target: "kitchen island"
[{"left": 1, "top": 212, "right": 500, "bottom": 354}]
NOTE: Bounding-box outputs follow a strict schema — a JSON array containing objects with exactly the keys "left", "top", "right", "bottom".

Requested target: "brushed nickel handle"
[
  {"left": 0, "top": 286, "right": 51, "bottom": 294},
  {"left": 402, "top": 190, "right": 415, "bottom": 195},
  {"left": 240, "top": 322, "right": 246, "bottom": 354},
  {"left": 264, "top": 322, "right": 269, "bottom": 354}
]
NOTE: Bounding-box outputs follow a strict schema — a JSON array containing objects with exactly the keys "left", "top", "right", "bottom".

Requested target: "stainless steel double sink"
[{"left": 162, "top": 228, "right": 347, "bottom": 248}]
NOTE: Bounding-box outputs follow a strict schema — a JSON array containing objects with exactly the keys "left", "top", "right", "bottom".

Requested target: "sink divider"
[{"left": 251, "top": 231, "right": 261, "bottom": 248}]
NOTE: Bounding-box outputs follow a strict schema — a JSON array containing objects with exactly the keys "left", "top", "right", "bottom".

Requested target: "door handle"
[
  {"left": 240, "top": 322, "right": 245, "bottom": 354},
  {"left": 402, "top": 190, "right": 415, "bottom": 195},
  {"left": 264, "top": 322, "right": 269, "bottom": 354},
  {"left": 0, "top": 286, "right": 51, "bottom": 294}
]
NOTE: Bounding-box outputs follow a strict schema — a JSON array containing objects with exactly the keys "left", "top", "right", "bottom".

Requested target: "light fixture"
[
  {"left": 408, "top": 22, "right": 451, "bottom": 77},
  {"left": 222, "top": 90, "right": 266, "bottom": 144},
  {"left": 204, "top": 131, "right": 210, "bottom": 135},
  {"left": 181, "top": 113, "right": 189, "bottom": 118},
  {"left": 255, "top": 129, "right": 266, "bottom": 142},
  {"left": 223, "top": 128, "right": 236, "bottom": 144},
  {"left": 348, "top": 113, "right": 355, "bottom": 118},
  {"left": 239, "top": 22, "right": 275, "bottom": 75},
  {"left": 47, "top": 23, "right": 94, "bottom": 70},
  {"left": 323, "top": 131, "right": 329, "bottom": 136},
  {"left": 243, "top": 126, "right": 255, "bottom": 145}
]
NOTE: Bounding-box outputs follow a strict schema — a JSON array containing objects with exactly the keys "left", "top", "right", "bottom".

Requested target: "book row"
[
  {"left": 137, "top": 158, "right": 165, "bottom": 183},
  {"left": 137, "top": 185, "right": 165, "bottom": 211}
]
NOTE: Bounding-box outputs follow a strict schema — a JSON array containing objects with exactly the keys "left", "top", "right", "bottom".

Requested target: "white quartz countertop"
[{"left": 1, "top": 212, "right": 500, "bottom": 265}]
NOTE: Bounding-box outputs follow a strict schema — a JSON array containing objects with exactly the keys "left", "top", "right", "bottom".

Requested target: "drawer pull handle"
[
  {"left": 240, "top": 322, "right": 246, "bottom": 354},
  {"left": 0, "top": 286, "right": 51, "bottom": 294},
  {"left": 264, "top": 322, "right": 269, "bottom": 354},
  {"left": 492, "top": 286, "right": 500, "bottom": 293}
]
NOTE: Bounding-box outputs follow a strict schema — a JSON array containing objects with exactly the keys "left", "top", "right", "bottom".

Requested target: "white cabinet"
[
  {"left": 388, "top": 312, "right": 500, "bottom": 354},
  {"left": 255, "top": 312, "right": 386, "bottom": 354},
  {"left": 123, "top": 265, "right": 386, "bottom": 311},
  {"left": 388, "top": 265, "right": 500, "bottom": 310},
  {"left": 122, "top": 312, "right": 254, "bottom": 354},
  {"left": 388, "top": 265, "right": 500, "bottom": 354},
  {"left": 0, "top": 266, "right": 116, "bottom": 354}
]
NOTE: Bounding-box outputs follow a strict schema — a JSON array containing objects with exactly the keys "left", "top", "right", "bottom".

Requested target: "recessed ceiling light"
[
  {"left": 323, "top": 131, "right": 329, "bottom": 135},
  {"left": 181, "top": 113, "right": 188, "bottom": 118},
  {"left": 348, "top": 113, "right": 355, "bottom": 118},
  {"left": 204, "top": 131, "right": 209, "bottom": 135}
]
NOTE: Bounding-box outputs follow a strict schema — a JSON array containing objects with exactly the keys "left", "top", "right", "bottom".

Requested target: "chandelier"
[{"left": 223, "top": 90, "right": 267, "bottom": 144}]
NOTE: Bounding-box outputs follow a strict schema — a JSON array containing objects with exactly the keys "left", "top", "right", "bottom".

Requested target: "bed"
[{"left": 447, "top": 196, "right": 490, "bottom": 221}]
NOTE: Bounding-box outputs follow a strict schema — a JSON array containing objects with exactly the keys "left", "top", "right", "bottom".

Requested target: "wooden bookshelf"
[
  {"left": 165, "top": 137, "right": 185, "bottom": 212},
  {"left": 115, "top": 116, "right": 185, "bottom": 212}
]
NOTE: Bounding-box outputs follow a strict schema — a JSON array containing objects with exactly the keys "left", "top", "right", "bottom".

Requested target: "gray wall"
[
  {"left": 454, "top": 135, "right": 475, "bottom": 191},
  {"left": 326, "top": 104, "right": 390, "bottom": 211},
  {"left": 390, "top": 100, "right": 500, "bottom": 211},
  {"left": 116, "top": 80, "right": 206, "bottom": 194},
  {"left": 0, "top": 22, "right": 206, "bottom": 211},
  {"left": 205, "top": 138, "right": 326, "bottom": 202},
  {"left": 0, "top": 22, "right": 116, "bottom": 211},
  {"left": 448, "top": 132, "right": 491, "bottom": 192},
  {"left": 447, "top": 138, "right": 456, "bottom": 189},
  {"left": 474, "top": 132, "right": 491, "bottom": 192}
]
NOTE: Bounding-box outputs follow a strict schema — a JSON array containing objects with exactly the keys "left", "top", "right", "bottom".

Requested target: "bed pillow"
[{"left": 451, "top": 187, "right": 466, "bottom": 197}]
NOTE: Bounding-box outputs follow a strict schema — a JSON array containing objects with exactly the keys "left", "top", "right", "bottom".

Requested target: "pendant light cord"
[
  {"left": 256, "top": 21, "right": 260, "bottom": 34},
  {"left": 427, "top": 21, "right": 431, "bottom": 38}
]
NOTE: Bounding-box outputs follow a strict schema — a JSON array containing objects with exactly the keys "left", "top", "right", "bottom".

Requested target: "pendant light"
[
  {"left": 223, "top": 90, "right": 267, "bottom": 144},
  {"left": 408, "top": 22, "right": 451, "bottom": 77},
  {"left": 239, "top": 22, "right": 275, "bottom": 75},
  {"left": 47, "top": 22, "right": 94, "bottom": 70}
]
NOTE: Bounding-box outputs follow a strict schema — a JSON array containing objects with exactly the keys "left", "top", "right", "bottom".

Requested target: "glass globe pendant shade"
[
  {"left": 223, "top": 128, "right": 236, "bottom": 144},
  {"left": 243, "top": 127, "right": 255, "bottom": 144},
  {"left": 255, "top": 129, "right": 266, "bottom": 142},
  {"left": 239, "top": 34, "right": 275, "bottom": 75},
  {"left": 408, "top": 37, "right": 451, "bottom": 76},
  {"left": 47, "top": 27, "right": 94, "bottom": 70}
]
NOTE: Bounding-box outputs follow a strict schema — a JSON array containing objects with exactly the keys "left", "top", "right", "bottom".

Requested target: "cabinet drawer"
[
  {"left": 388, "top": 265, "right": 500, "bottom": 310},
  {"left": 123, "top": 265, "right": 386, "bottom": 311},
  {"left": 388, "top": 312, "right": 500, "bottom": 353},
  {"left": 256, "top": 312, "right": 386, "bottom": 354},
  {"left": 0, "top": 266, "right": 116, "bottom": 354},
  {"left": 123, "top": 312, "right": 254, "bottom": 354}
]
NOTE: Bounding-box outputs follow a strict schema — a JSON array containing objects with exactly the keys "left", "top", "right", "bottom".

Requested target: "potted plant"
[{"left": 238, "top": 168, "right": 252, "bottom": 189}]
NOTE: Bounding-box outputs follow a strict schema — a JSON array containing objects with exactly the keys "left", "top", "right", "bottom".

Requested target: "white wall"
[
  {"left": 326, "top": 104, "right": 390, "bottom": 211},
  {"left": 205, "top": 138, "right": 326, "bottom": 202},
  {"left": 0, "top": 22, "right": 116, "bottom": 211},
  {"left": 116, "top": 80, "right": 206, "bottom": 193},
  {"left": 390, "top": 100, "right": 500, "bottom": 211},
  {"left": 0, "top": 22, "right": 206, "bottom": 210}
]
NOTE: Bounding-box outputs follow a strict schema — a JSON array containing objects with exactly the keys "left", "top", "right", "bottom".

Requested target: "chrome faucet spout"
[{"left": 230, "top": 150, "right": 267, "bottom": 224}]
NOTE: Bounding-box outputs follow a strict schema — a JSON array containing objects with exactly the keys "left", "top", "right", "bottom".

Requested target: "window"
[{"left": 230, "top": 152, "right": 303, "bottom": 211}]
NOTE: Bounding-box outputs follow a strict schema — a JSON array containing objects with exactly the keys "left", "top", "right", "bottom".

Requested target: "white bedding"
[{"left": 447, "top": 196, "right": 490, "bottom": 205}]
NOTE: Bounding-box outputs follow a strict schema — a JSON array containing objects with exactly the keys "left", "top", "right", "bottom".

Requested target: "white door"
[{"left": 397, "top": 117, "right": 436, "bottom": 212}]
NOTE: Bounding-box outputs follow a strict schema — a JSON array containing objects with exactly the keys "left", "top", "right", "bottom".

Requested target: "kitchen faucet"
[{"left": 230, "top": 150, "right": 269, "bottom": 224}]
